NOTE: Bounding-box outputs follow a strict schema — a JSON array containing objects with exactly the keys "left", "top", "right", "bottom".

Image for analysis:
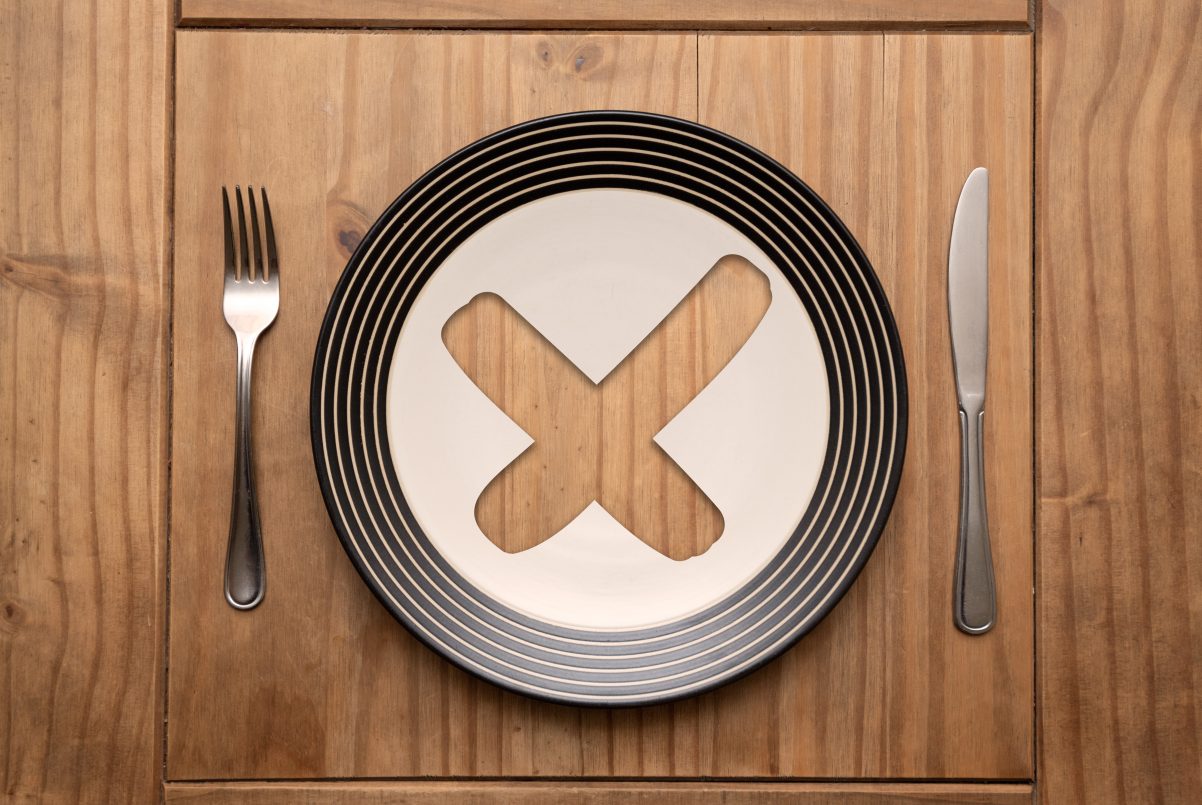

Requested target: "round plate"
[{"left": 311, "top": 110, "right": 907, "bottom": 706}]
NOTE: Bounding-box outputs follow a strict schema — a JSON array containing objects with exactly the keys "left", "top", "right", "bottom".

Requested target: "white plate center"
[{"left": 386, "top": 189, "right": 829, "bottom": 630}]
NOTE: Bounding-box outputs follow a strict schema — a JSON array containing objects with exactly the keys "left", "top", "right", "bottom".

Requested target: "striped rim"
[{"left": 310, "top": 111, "right": 908, "bottom": 706}]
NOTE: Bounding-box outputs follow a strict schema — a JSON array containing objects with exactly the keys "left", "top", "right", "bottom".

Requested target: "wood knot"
[
  {"left": 0, "top": 253, "right": 124, "bottom": 325},
  {"left": 569, "top": 43, "right": 606, "bottom": 78},
  {"left": 1, "top": 599, "right": 25, "bottom": 633},
  {"left": 338, "top": 228, "right": 362, "bottom": 254},
  {"left": 531, "top": 40, "right": 608, "bottom": 79},
  {"left": 1, "top": 253, "right": 103, "bottom": 301},
  {"left": 326, "top": 199, "right": 370, "bottom": 260}
]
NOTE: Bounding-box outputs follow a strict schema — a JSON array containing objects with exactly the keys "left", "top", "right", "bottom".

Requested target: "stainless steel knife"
[{"left": 948, "top": 167, "right": 996, "bottom": 635}]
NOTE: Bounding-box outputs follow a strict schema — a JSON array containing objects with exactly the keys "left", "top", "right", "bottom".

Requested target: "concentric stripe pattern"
[{"left": 310, "top": 111, "right": 908, "bottom": 706}]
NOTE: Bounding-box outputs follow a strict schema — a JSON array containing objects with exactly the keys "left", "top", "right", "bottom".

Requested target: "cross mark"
[{"left": 442, "top": 254, "right": 772, "bottom": 560}]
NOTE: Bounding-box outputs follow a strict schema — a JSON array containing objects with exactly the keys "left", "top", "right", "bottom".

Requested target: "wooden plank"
[
  {"left": 168, "top": 30, "right": 700, "bottom": 780},
  {"left": 1037, "top": 1, "right": 1202, "bottom": 803},
  {"left": 699, "top": 32, "right": 1033, "bottom": 778},
  {"left": 177, "top": 0, "right": 1031, "bottom": 30},
  {"left": 170, "top": 29, "right": 1032, "bottom": 781},
  {"left": 164, "top": 781, "right": 1034, "bottom": 804},
  {"left": 0, "top": 1, "right": 169, "bottom": 803}
]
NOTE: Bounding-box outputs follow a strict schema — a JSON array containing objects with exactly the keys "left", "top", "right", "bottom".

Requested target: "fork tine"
[
  {"left": 247, "top": 186, "right": 265, "bottom": 282},
  {"left": 235, "top": 185, "right": 251, "bottom": 281},
  {"left": 222, "top": 187, "right": 236, "bottom": 281},
  {"left": 261, "top": 187, "right": 278, "bottom": 281}
]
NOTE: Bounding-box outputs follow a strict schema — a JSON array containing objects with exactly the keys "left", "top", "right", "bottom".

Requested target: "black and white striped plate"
[{"left": 311, "top": 111, "right": 907, "bottom": 706}]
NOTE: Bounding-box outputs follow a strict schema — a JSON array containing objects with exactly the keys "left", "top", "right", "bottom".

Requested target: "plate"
[{"left": 311, "top": 111, "right": 907, "bottom": 706}]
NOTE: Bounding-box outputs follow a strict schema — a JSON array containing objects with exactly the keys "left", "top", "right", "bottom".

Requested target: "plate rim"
[{"left": 309, "top": 109, "right": 909, "bottom": 707}]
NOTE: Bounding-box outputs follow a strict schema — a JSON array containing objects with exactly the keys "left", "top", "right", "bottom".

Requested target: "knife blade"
[{"left": 948, "top": 167, "right": 996, "bottom": 635}]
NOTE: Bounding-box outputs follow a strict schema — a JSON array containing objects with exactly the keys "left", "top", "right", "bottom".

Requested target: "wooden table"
[{"left": 3, "top": 1, "right": 1200, "bottom": 803}]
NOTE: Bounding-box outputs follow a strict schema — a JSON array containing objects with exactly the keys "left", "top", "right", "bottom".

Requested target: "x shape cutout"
[{"left": 442, "top": 255, "right": 772, "bottom": 560}]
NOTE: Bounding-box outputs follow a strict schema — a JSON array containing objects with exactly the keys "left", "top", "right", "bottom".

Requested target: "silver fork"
[{"left": 222, "top": 186, "right": 279, "bottom": 610}]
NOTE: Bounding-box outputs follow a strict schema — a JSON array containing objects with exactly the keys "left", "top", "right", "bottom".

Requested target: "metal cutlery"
[
  {"left": 222, "top": 185, "right": 279, "bottom": 610},
  {"left": 948, "top": 167, "right": 995, "bottom": 635}
]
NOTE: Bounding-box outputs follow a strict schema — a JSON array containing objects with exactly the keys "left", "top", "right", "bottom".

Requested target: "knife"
[{"left": 948, "top": 167, "right": 996, "bottom": 635}]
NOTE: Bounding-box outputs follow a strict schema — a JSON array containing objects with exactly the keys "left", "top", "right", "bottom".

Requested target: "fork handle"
[
  {"left": 953, "top": 406, "right": 995, "bottom": 634},
  {"left": 225, "top": 333, "right": 265, "bottom": 610}
]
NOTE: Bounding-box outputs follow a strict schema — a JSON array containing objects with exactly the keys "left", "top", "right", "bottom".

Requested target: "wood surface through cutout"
[
  {"left": 442, "top": 254, "right": 771, "bottom": 560},
  {"left": 169, "top": 31, "right": 1031, "bottom": 781}
]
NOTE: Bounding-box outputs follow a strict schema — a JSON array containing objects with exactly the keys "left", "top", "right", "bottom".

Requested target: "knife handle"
[{"left": 954, "top": 407, "right": 996, "bottom": 634}]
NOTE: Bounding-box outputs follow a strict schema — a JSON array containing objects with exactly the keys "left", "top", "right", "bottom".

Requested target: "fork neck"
[
  {"left": 235, "top": 332, "right": 259, "bottom": 362},
  {"left": 234, "top": 333, "right": 258, "bottom": 423}
]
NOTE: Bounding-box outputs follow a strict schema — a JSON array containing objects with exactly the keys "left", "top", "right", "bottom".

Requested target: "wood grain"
[
  {"left": 170, "top": 30, "right": 1031, "bottom": 782},
  {"left": 1037, "top": 1, "right": 1202, "bottom": 803},
  {"left": 443, "top": 256, "right": 770, "bottom": 559},
  {"left": 178, "top": 0, "right": 1031, "bottom": 30},
  {"left": 700, "top": 32, "right": 1034, "bottom": 778},
  {"left": 0, "top": 0, "right": 169, "bottom": 803},
  {"left": 164, "top": 781, "right": 1034, "bottom": 804},
  {"left": 169, "top": 30, "right": 700, "bottom": 780}
]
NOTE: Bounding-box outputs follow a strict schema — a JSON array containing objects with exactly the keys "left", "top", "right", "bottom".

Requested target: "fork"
[{"left": 222, "top": 186, "right": 279, "bottom": 610}]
